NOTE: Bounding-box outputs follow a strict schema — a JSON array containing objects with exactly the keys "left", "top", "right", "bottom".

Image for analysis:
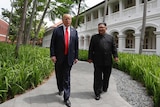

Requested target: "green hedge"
[
  {"left": 78, "top": 50, "right": 160, "bottom": 107},
  {"left": 113, "top": 53, "right": 160, "bottom": 107},
  {"left": 0, "top": 43, "right": 53, "bottom": 103},
  {"left": 1, "top": 45, "right": 160, "bottom": 106},
  {"left": 78, "top": 50, "right": 88, "bottom": 61}
]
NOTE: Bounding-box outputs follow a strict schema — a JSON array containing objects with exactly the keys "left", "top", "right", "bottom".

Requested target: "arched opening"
[
  {"left": 125, "top": 30, "right": 135, "bottom": 48},
  {"left": 112, "top": 32, "right": 119, "bottom": 48},
  {"left": 143, "top": 27, "right": 156, "bottom": 49}
]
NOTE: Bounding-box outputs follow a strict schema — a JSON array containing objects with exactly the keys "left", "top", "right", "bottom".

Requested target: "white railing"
[
  {"left": 142, "top": 49, "right": 156, "bottom": 55},
  {"left": 140, "top": 0, "right": 157, "bottom": 11},
  {"left": 122, "top": 48, "right": 156, "bottom": 55},
  {"left": 123, "top": 48, "right": 135, "bottom": 53},
  {"left": 122, "top": 6, "right": 136, "bottom": 18},
  {"left": 109, "top": 12, "right": 120, "bottom": 22}
]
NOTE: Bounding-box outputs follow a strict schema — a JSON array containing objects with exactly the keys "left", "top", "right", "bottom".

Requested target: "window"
[
  {"left": 86, "top": 14, "right": 91, "bottom": 22},
  {"left": 126, "top": 35, "right": 133, "bottom": 48},
  {"left": 101, "top": 8, "right": 104, "bottom": 16},
  {"left": 80, "top": 16, "right": 84, "bottom": 23},
  {"left": 143, "top": 29, "right": 149, "bottom": 49},
  {"left": 100, "top": 6, "right": 108, "bottom": 16},
  {"left": 106, "top": 7, "right": 108, "bottom": 15},
  {"left": 142, "top": 0, "right": 151, "bottom": 3},
  {"left": 93, "top": 10, "right": 98, "bottom": 19},
  {"left": 113, "top": 32, "right": 119, "bottom": 48},
  {"left": 125, "top": 0, "right": 135, "bottom": 9},
  {"left": 113, "top": 3, "right": 119, "bottom": 13},
  {"left": 125, "top": 30, "right": 135, "bottom": 48},
  {"left": 143, "top": 38, "right": 148, "bottom": 49},
  {"left": 143, "top": 27, "right": 156, "bottom": 49}
]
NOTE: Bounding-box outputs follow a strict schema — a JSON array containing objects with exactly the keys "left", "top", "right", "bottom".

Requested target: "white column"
[
  {"left": 118, "top": 35, "right": 126, "bottom": 52},
  {"left": 79, "top": 37, "right": 82, "bottom": 49},
  {"left": 91, "top": 13, "right": 93, "bottom": 23},
  {"left": 85, "top": 36, "right": 89, "bottom": 50},
  {"left": 84, "top": 36, "right": 87, "bottom": 50},
  {"left": 98, "top": 8, "right": 100, "bottom": 18},
  {"left": 136, "top": 0, "right": 140, "bottom": 13},
  {"left": 90, "top": 13, "right": 94, "bottom": 29},
  {"left": 84, "top": 15, "right": 86, "bottom": 24},
  {"left": 158, "top": 0, "right": 160, "bottom": 6},
  {"left": 98, "top": 8, "right": 101, "bottom": 22},
  {"left": 108, "top": 4, "right": 111, "bottom": 20},
  {"left": 154, "top": 31, "right": 160, "bottom": 55},
  {"left": 119, "top": 0, "right": 123, "bottom": 17},
  {"left": 134, "top": 33, "right": 141, "bottom": 53},
  {"left": 84, "top": 15, "right": 87, "bottom": 30}
]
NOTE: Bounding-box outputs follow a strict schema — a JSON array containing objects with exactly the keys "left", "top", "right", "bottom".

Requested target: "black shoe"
[
  {"left": 95, "top": 95, "right": 100, "bottom": 100},
  {"left": 103, "top": 88, "right": 108, "bottom": 92},
  {"left": 58, "top": 91, "right": 63, "bottom": 96},
  {"left": 100, "top": 90, "right": 103, "bottom": 94},
  {"left": 64, "top": 100, "right": 71, "bottom": 107}
]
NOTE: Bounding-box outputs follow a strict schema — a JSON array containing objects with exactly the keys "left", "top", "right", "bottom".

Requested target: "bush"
[
  {"left": 0, "top": 43, "right": 53, "bottom": 103},
  {"left": 78, "top": 50, "right": 88, "bottom": 61},
  {"left": 113, "top": 53, "right": 160, "bottom": 107}
]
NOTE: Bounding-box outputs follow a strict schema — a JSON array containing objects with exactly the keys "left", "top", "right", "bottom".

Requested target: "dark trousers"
[
  {"left": 93, "top": 64, "right": 112, "bottom": 96},
  {"left": 55, "top": 56, "right": 72, "bottom": 101}
]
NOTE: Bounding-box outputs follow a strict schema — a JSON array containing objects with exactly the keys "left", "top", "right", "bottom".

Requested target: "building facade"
[
  {"left": 77, "top": 0, "right": 160, "bottom": 55},
  {"left": 42, "top": 27, "right": 54, "bottom": 47},
  {"left": 0, "top": 19, "right": 9, "bottom": 42},
  {"left": 42, "top": 21, "right": 63, "bottom": 47}
]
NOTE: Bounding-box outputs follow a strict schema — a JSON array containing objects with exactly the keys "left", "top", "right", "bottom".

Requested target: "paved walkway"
[{"left": 0, "top": 61, "right": 132, "bottom": 107}]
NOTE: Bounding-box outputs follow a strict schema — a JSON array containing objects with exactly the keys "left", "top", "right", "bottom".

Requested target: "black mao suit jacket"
[
  {"left": 50, "top": 25, "right": 78, "bottom": 66},
  {"left": 88, "top": 33, "right": 118, "bottom": 66}
]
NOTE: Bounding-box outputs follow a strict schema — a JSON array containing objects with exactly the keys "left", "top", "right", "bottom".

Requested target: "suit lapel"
[{"left": 60, "top": 26, "right": 65, "bottom": 44}]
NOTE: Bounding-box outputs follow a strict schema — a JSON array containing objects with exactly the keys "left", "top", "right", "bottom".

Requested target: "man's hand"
[
  {"left": 88, "top": 59, "right": 93, "bottom": 63},
  {"left": 74, "top": 59, "right": 78, "bottom": 64},
  {"left": 51, "top": 56, "right": 57, "bottom": 63},
  {"left": 114, "top": 57, "right": 118, "bottom": 62}
]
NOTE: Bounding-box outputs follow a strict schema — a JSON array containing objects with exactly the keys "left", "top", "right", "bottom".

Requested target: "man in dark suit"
[
  {"left": 88, "top": 22, "right": 118, "bottom": 100},
  {"left": 50, "top": 14, "right": 78, "bottom": 107}
]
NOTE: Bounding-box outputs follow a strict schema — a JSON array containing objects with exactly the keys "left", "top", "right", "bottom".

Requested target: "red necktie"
[{"left": 64, "top": 27, "right": 69, "bottom": 55}]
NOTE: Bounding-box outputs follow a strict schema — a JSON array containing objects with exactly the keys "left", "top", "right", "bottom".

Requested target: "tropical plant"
[{"left": 0, "top": 42, "right": 53, "bottom": 103}]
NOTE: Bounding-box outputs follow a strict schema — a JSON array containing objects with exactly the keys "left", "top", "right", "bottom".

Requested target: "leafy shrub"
[
  {"left": 78, "top": 50, "right": 88, "bottom": 61},
  {"left": 113, "top": 53, "right": 160, "bottom": 107},
  {"left": 0, "top": 43, "right": 53, "bottom": 103}
]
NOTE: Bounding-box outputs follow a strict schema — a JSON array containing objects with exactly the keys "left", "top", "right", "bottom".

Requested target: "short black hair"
[{"left": 98, "top": 22, "right": 107, "bottom": 26}]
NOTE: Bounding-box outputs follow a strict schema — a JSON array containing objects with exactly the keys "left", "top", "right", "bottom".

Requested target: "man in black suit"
[
  {"left": 50, "top": 14, "right": 78, "bottom": 107},
  {"left": 88, "top": 22, "right": 118, "bottom": 100}
]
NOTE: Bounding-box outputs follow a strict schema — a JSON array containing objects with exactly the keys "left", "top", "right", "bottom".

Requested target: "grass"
[{"left": 0, "top": 42, "right": 53, "bottom": 103}]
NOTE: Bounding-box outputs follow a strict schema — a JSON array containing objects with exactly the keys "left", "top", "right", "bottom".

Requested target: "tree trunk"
[
  {"left": 75, "top": 0, "right": 82, "bottom": 29},
  {"left": 25, "top": 0, "right": 37, "bottom": 45},
  {"left": 6, "top": 0, "right": 14, "bottom": 42},
  {"left": 15, "top": 0, "right": 28, "bottom": 58},
  {"left": 139, "top": 0, "right": 147, "bottom": 54},
  {"left": 103, "top": 0, "right": 108, "bottom": 23},
  {"left": 33, "top": 0, "right": 51, "bottom": 46}
]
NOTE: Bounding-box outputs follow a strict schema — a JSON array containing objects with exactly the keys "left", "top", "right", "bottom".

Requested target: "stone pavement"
[{"left": 0, "top": 61, "right": 132, "bottom": 107}]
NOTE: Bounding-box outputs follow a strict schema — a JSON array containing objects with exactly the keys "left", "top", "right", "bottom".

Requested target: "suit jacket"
[
  {"left": 88, "top": 33, "right": 118, "bottom": 66},
  {"left": 50, "top": 25, "right": 78, "bottom": 66}
]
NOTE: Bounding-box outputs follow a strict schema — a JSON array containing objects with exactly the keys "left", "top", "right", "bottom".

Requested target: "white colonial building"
[
  {"left": 42, "top": 21, "right": 63, "bottom": 47},
  {"left": 42, "top": 27, "right": 54, "bottom": 47},
  {"left": 77, "top": 0, "right": 160, "bottom": 55}
]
